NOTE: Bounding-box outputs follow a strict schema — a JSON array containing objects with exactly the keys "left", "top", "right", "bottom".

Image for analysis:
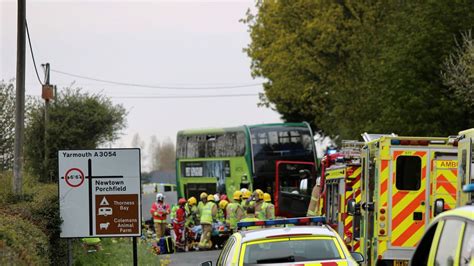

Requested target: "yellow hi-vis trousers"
[{"left": 198, "top": 224, "right": 212, "bottom": 250}]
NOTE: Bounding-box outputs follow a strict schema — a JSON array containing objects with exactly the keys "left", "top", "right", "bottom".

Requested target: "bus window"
[
  {"left": 396, "top": 156, "right": 421, "bottom": 191},
  {"left": 176, "top": 132, "right": 246, "bottom": 159}
]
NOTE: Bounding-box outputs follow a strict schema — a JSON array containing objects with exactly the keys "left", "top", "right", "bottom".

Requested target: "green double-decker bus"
[{"left": 176, "top": 122, "right": 318, "bottom": 217}]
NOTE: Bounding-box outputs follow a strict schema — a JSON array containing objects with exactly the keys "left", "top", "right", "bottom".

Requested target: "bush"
[
  {"left": 0, "top": 213, "right": 49, "bottom": 265},
  {"left": 0, "top": 177, "right": 68, "bottom": 265},
  {"left": 30, "top": 184, "right": 68, "bottom": 265}
]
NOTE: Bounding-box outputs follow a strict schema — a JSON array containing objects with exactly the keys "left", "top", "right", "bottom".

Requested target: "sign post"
[{"left": 59, "top": 149, "right": 141, "bottom": 264}]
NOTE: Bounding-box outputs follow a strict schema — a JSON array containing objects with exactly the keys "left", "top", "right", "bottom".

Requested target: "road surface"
[{"left": 162, "top": 250, "right": 220, "bottom": 266}]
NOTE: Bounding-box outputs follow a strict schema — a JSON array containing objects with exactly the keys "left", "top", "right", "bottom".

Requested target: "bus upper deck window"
[{"left": 396, "top": 156, "right": 422, "bottom": 191}]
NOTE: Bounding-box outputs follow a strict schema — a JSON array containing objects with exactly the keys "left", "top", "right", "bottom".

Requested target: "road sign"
[{"left": 58, "top": 149, "right": 141, "bottom": 238}]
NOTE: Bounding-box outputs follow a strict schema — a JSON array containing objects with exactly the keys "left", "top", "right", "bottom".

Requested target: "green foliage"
[
  {"left": 244, "top": 1, "right": 474, "bottom": 140},
  {"left": 25, "top": 87, "right": 127, "bottom": 182},
  {"left": 0, "top": 80, "right": 15, "bottom": 170},
  {"left": 0, "top": 213, "right": 49, "bottom": 265},
  {"left": 29, "top": 184, "right": 67, "bottom": 265},
  {"left": 442, "top": 30, "right": 474, "bottom": 122},
  {"left": 0, "top": 173, "right": 68, "bottom": 265},
  {"left": 72, "top": 238, "right": 159, "bottom": 266}
]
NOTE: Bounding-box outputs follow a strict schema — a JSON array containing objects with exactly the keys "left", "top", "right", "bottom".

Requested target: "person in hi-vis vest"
[
  {"left": 150, "top": 193, "right": 170, "bottom": 238},
  {"left": 198, "top": 194, "right": 217, "bottom": 250}
]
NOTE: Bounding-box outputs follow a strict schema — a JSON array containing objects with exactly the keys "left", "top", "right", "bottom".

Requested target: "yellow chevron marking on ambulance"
[{"left": 391, "top": 151, "right": 427, "bottom": 247}]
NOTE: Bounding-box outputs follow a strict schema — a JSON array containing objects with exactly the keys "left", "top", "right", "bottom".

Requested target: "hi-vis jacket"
[{"left": 150, "top": 202, "right": 170, "bottom": 223}]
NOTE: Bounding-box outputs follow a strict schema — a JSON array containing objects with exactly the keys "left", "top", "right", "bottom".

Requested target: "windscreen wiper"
[{"left": 256, "top": 255, "right": 295, "bottom": 263}]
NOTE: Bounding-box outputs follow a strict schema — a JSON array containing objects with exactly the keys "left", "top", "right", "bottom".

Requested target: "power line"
[
  {"left": 111, "top": 93, "right": 259, "bottom": 99},
  {"left": 51, "top": 69, "right": 264, "bottom": 90},
  {"left": 25, "top": 19, "right": 44, "bottom": 86}
]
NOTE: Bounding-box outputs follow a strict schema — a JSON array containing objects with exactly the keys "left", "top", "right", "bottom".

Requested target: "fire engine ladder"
[
  {"left": 361, "top": 133, "right": 398, "bottom": 143},
  {"left": 341, "top": 140, "right": 364, "bottom": 160}
]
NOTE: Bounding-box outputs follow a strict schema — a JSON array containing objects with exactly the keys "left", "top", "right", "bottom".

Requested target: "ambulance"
[
  {"left": 321, "top": 140, "right": 364, "bottom": 252},
  {"left": 456, "top": 128, "right": 474, "bottom": 206},
  {"left": 347, "top": 134, "right": 458, "bottom": 265}
]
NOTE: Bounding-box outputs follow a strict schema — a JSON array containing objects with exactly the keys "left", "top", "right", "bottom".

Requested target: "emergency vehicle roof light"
[
  {"left": 391, "top": 139, "right": 429, "bottom": 146},
  {"left": 391, "top": 139, "right": 401, "bottom": 145},
  {"left": 237, "top": 217, "right": 326, "bottom": 229},
  {"left": 463, "top": 184, "right": 474, "bottom": 193}
]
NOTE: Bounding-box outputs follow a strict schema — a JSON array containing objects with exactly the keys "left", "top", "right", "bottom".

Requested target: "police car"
[
  {"left": 410, "top": 184, "right": 474, "bottom": 266},
  {"left": 201, "top": 217, "right": 364, "bottom": 266}
]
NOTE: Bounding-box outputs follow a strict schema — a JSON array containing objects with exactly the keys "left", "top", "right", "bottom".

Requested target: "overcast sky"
[{"left": 0, "top": 0, "right": 282, "bottom": 160}]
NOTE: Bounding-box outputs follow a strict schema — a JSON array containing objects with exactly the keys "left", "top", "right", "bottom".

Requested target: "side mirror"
[
  {"left": 350, "top": 252, "right": 364, "bottom": 263},
  {"left": 347, "top": 199, "right": 356, "bottom": 215},
  {"left": 201, "top": 261, "right": 212, "bottom": 266},
  {"left": 434, "top": 199, "right": 445, "bottom": 216},
  {"left": 347, "top": 199, "right": 360, "bottom": 216}
]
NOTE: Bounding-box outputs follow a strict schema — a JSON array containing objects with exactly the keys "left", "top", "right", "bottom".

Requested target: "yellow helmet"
[
  {"left": 188, "top": 196, "right": 197, "bottom": 205},
  {"left": 200, "top": 192, "right": 208, "bottom": 200},
  {"left": 207, "top": 194, "right": 215, "bottom": 201},
  {"left": 263, "top": 193, "right": 271, "bottom": 202},
  {"left": 242, "top": 190, "right": 252, "bottom": 199},
  {"left": 219, "top": 199, "right": 228, "bottom": 209},
  {"left": 233, "top": 191, "right": 242, "bottom": 200},
  {"left": 255, "top": 189, "right": 264, "bottom": 200}
]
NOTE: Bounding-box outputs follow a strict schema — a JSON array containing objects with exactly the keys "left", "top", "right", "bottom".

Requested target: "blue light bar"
[
  {"left": 463, "top": 184, "right": 474, "bottom": 193},
  {"left": 238, "top": 221, "right": 256, "bottom": 228},
  {"left": 237, "top": 216, "right": 326, "bottom": 229},
  {"left": 391, "top": 139, "right": 401, "bottom": 145}
]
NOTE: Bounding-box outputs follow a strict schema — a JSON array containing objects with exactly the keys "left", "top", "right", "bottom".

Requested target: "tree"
[
  {"left": 158, "top": 138, "right": 175, "bottom": 171},
  {"left": 244, "top": 1, "right": 474, "bottom": 140},
  {"left": 131, "top": 133, "right": 148, "bottom": 171},
  {"left": 0, "top": 80, "right": 15, "bottom": 171},
  {"left": 25, "top": 87, "right": 127, "bottom": 182},
  {"left": 442, "top": 30, "right": 474, "bottom": 125},
  {"left": 148, "top": 135, "right": 161, "bottom": 171}
]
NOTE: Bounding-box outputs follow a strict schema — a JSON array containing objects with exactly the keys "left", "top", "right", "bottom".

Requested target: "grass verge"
[{"left": 72, "top": 238, "right": 160, "bottom": 266}]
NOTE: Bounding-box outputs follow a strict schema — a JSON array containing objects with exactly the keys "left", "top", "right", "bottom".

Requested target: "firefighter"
[
  {"left": 239, "top": 206, "right": 261, "bottom": 230},
  {"left": 233, "top": 190, "right": 242, "bottom": 204},
  {"left": 173, "top": 198, "right": 187, "bottom": 251},
  {"left": 241, "top": 190, "right": 253, "bottom": 211},
  {"left": 263, "top": 193, "right": 275, "bottom": 220},
  {"left": 215, "top": 194, "right": 225, "bottom": 223},
  {"left": 307, "top": 176, "right": 321, "bottom": 217},
  {"left": 219, "top": 199, "right": 244, "bottom": 231},
  {"left": 170, "top": 204, "right": 179, "bottom": 221},
  {"left": 220, "top": 194, "right": 229, "bottom": 202},
  {"left": 198, "top": 194, "right": 217, "bottom": 250},
  {"left": 253, "top": 189, "right": 266, "bottom": 220},
  {"left": 150, "top": 193, "right": 170, "bottom": 238},
  {"left": 197, "top": 192, "right": 208, "bottom": 222},
  {"left": 185, "top": 197, "right": 198, "bottom": 227}
]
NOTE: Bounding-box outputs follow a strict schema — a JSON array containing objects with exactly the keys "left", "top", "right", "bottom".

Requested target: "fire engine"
[
  {"left": 320, "top": 140, "right": 364, "bottom": 252},
  {"left": 346, "top": 133, "right": 458, "bottom": 265}
]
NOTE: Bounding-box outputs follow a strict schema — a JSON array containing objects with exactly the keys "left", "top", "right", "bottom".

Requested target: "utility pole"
[
  {"left": 41, "top": 63, "right": 54, "bottom": 182},
  {"left": 13, "top": 0, "right": 26, "bottom": 195}
]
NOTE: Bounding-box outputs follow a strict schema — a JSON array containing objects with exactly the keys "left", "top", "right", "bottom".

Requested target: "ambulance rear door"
[
  {"left": 431, "top": 153, "right": 458, "bottom": 218},
  {"left": 389, "top": 148, "right": 429, "bottom": 249}
]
